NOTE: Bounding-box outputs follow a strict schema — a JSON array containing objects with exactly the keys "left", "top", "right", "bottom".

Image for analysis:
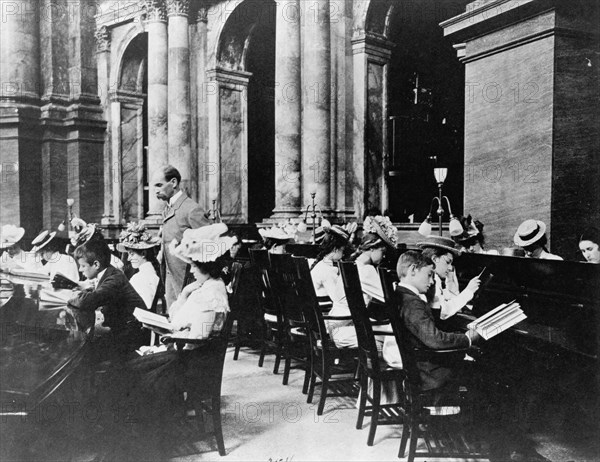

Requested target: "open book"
[
  {"left": 466, "top": 300, "right": 527, "bottom": 340},
  {"left": 39, "top": 288, "right": 72, "bottom": 307},
  {"left": 3, "top": 267, "right": 50, "bottom": 280},
  {"left": 133, "top": 307, "right": 174, "bottom": 333},
  {"left": 51, "top": 272, "right": 80, "bottom": 290}
]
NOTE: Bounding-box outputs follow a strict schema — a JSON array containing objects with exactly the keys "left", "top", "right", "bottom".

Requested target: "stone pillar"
[
  {"left": 271, "top": 0, "right": 302, "bottom": 219},
  {"left": 145, "top": 0, "right": 168, "bottom": 219},
  {"left": 166, "top": 0, "right": 192, "bottom": 195},
  {"left": 195, "top": 7, "right": 209, "bottom": 211},
  {"left": 351, "top": 33, "right": 393, "bottom": 221},
  {"left": 301, "top": 0, "right": 331, "bottom": 213},
  {"left": 0, "top": 0, "right": 42, "bottom": 236},
  {"left": 96, "top": 26, "right": 113, "bottom": 224},
  {"left": 441, "top": 0, "right": 600, "bottom": 255}
]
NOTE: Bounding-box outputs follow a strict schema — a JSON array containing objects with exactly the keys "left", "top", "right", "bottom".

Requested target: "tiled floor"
[{"left": 1, "top": 345, "right": 598, "bottom": 462}]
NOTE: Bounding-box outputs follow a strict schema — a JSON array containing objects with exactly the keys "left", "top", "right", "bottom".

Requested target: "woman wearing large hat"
[
  {"left": 417, "top": 235, "right": 481, "bottom": 321},
  {"left": 258, "top": 222, "right": 298, "bottom": 254},
  {"left": 31, "top": 229, "right": 79, "bottom": 282},
  {"left": 326, "top": 215, "right": 398, "bottom": 348},
  {"left": 69, "top": 218, "right": 125, "bottom": 270},
  {"left": 0, "top": 224, "right": 29, "bottom": 271},
  {"left": 118, "top": 222, "right": 162, "bottom": 311},
  {"left": 513, "top": 219, "right": 562, "bottom": 260}
]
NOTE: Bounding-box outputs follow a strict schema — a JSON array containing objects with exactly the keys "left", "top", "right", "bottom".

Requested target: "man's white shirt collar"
[{"left": 169, "top": 190, "right": 183, "bottom": 206}]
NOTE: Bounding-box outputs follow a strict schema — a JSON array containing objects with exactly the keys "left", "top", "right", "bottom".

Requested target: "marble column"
[
  {"left": 195, "top": 7, "right": 209, "bottom": 211},
  {"left": 96, "top": 26, "right": 113, "bottom": 224},
  {"left": 271, "top": 0, "right": 302, "bottom": 219},
  {"left": 0, "top": 0, "right": 42, "bottom": 236},
  {"left": 166, "top": 0, "right": 192, "bottom": 195},
  {"left": 145, "top": 0, "right": 168, "bottom": 219},
  {"left": 302, "top": 0, "right": 331, "bottom": 213}
]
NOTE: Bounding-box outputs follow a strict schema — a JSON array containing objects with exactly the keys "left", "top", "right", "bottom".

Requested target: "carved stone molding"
[
  {"left": 142, "top": 0, "right": 167, "bottom": 22},
  {"left": 196, "top": 7, "right": 208, "bottom": 23},
  {"left": 166, "top": 0, "right": 190, "bottom": 17},
  {"left": 95, "top": 26, "right": 111, "bottom": 52}
]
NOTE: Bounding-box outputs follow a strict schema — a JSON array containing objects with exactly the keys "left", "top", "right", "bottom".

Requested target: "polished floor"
[{"left": 1, "top": 345, "right": 598, "bottom": 462}]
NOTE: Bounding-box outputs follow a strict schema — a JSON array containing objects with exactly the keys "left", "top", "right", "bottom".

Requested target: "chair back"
[
  {"left": 339, "top": 262, "right": 382, "bottom": 376},
  {"left": 378, "top": 267, "right": 422, "bottom": 389},
  {"left": 249, "top": 248, "right": 270, "bottom": 269},
  {"left": 293, "top": 256, "right": 336, "bottom": 357},
  {"left": 269, "top": 253, "right": 305, "bottom": 327}
]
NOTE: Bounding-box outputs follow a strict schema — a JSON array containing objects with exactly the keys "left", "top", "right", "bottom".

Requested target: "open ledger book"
[
  {"left": 133, "top": 307, "right": 174, "bottom": 334},
  {"left": 466, "top": 300, "right": 527, "bottom": 340}
]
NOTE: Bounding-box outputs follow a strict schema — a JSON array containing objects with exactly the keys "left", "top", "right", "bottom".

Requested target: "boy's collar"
[{"left": 398, "top": 281, "right": 421, "bottom": 296}]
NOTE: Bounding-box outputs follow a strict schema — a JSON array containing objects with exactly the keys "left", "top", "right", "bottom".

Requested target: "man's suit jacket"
[
  {"left": 397, "top": 285, "right": 470, "bottom": 391},
  {"left": 162, "top": 192, "right": 209, "bottom": 303},
  {"left": 68, "top": 265, "right": 145, "bottom": 333}
]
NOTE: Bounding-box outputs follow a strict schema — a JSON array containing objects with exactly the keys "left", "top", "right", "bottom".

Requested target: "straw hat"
[
  {"left": 362, "top": 215, "right": 399, "bottom": 248},
  {"left": 117, "top": 222, "right": 160, "bottom": 252},
  {"left": 171, "top": 223, "right": 237, "bottom": 264},
  {"left": 315, "top": 219, "right": 357, "bottom": 243},
  {"left": 514, "top": 219, "right": 546, "bottom": 247},
  {"left": 31, "top": 230, "right": 57, "bottom": 253},
  {"left": 70, "top": 218, "right": 98, "bottom": 248},
  {"left": 417, "top": 235, "right": 461, "bottom": 256},
  {"left": 258, "top": 224, "right": 297, "bottom": 243},
  {"left": 1, "top": 224, "right": 25, "bottom": 247}
]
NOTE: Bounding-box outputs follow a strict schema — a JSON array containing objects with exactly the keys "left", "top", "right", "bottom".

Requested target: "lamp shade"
[
  {"left": 66, "top": 198, "right": 75, "bottom": 206},
  {"left": 297, "top": 221, "right": 307, "bottom": 233},
  {"left": 434, "top": 167, "right": 448, "bottom": 184},
  {"left": 449, "top": 217, "right": 464, "bottom": 236},
  {"left": 418, "top": 219, "right": 432, "bottom": 237}
]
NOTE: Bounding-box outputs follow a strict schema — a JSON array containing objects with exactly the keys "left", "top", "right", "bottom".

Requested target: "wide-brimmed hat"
[
  {"left": 117, "top": 222, "right": 160, "bottom": 252},
  {"left": 417, "top": 235, "right": 461, "bottom": 256},
  {"left": 31, "top": 230, "right": 57, "bottom": 253},
  {"left": 1, "top": 224, "right": 25, "bottom": 247},
  {"left": 315, "top": 219, "right": 357, "bottom": 244},
  {"left": 70, "top": 218, "right": 98, "bottom": 247},
  {"left": 453, "top": 215, "right": 484, "bottom": 244},
  {"left": 171, "top": 223, "right": 237, "bottom": 264},
  {"left": 362, "top": 215, "right": 399, "bottom": 248},
  {"left": 514, "top": 219, "right": 546, "bottom": 247},
  {"left": 258, "top": 224, "right": 297, "bottom": 243}
]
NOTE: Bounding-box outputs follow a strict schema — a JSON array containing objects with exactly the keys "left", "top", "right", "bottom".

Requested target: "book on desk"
[{"left": 466, "top": 300, "right": 527, "bottom": 340}]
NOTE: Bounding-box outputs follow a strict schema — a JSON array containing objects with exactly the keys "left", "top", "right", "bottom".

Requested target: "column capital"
[
  {"left": 95, "top": 26, "right": 111, "bottom": 53},
  {"left": 142, "top": 0, "right": 167, "bottom": 23},
  {"left": 166, "top": 0, "right": 190, "bottom": 17},
  {"left": 196, "top": 7, "right": 208, "bottom": 23}
]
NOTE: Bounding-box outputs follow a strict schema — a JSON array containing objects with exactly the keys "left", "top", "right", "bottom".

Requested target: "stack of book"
[{"left": 466, "top": 300, "right": 527, "bottom": 340}]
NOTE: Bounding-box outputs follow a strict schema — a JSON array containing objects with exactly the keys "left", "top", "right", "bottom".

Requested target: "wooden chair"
[
  {"left": 249, "top": 249, "right": 286, "bottom": 373},
  {"left": 339, "top": 262, "right": 405, "bottom": 446},
  {"left": 268, "top": 253, "right": 311, "bottom": 392},
  {"left": 293, "top": 256, "right": 359, "bottom": 416},
  {"left": 378, "top": 267, "right": 486, "bottom": 462}
]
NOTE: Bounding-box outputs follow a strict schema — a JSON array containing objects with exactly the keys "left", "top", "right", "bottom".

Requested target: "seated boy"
[
  {"left": 383, "top": 251, "right": 478, "bottom": 392},
  {"left": 68, "top": 239, "right": 147, "bottom": 363}
]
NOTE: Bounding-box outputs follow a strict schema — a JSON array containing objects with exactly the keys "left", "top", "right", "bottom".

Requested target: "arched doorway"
[
  {"left": 114, "top": 33, "right": 148, "bottom": 222},
  {"left": 385, "top": 0, "right": 469, "bottom": 223},
  {"left": 213, "top": 0, "right": 276, "bottom": 223}
]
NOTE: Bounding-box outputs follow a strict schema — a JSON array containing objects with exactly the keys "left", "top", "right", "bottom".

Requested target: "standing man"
[{"left": 152, "top": 165, "right": 209, "bottom": 307}]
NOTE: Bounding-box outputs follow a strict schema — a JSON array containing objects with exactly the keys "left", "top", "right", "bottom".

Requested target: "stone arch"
[
  {"left": 353, "top": 0, "right": 395, "bottom": 38},
  {"left": 118, "top": 34, "right": 147, "bottom": 92},
  {"left": 109, "top": 24, "right": 146, "bottom": 94}
]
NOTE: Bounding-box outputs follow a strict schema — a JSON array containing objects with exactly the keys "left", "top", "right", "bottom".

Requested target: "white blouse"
[
  {"left": 169, "top": 278, "right": 230, "bottom": 349},
  {"left": 44, "top": 251, "right": 80, "bottom": 282},
  {"left": 129, "top": 261, "right": 160, "bottom": 310},
  {"left": 431, "top": 271, "right": 474, "bottom": 320},
  {"left": 309, "top": 258, "right": 339, "bottom": 299}
]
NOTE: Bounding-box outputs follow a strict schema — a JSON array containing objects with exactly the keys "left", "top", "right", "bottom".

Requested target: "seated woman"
[
  {"left": 117, "top": 222, "right": 162, "bottom": 311},
  {"left": 127, "top": 223, "right": 236, "bottom": 417},
  {"left": 31, "top": 229, "right": 79, "bottom": 281},
  {"left": 452, "top": 215, "right": 486, "bottom": 253},
  {"left": 514, "top": 219, "right": 563, "bottom": 260},
  {"left": 0, "top": 224, "right": 32, "bottom": 271},
  {"left": 578, "top": 227, "right": 600, "bottom": 264},
  {"left": 309, "top": 221, "right": 354, "bottom": 311},
  {"left": 327, "top": 215, "right": 398, "bottom": 348},
  {"left": 258, "top": 222, "right": 297, "bottom": 254},
  {"left": 418, "top": 235, "right": 481, "bottom": 322}
]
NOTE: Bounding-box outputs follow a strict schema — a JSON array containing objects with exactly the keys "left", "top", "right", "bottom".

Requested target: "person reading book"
[
  {"left": 417, "top": 235, "right": 481, "bottom": 322},
  {"left": 67, "top": 239, "right": 147, "bottom": 363},
  {"left": 31, "top": 229, "right": 79, "bottom": 282},
  {"left": 382, "top": 251, "right": 479, "bottom": 392},
  {"left": 126, "top": 223, "right": 235, "bottom": 420}
]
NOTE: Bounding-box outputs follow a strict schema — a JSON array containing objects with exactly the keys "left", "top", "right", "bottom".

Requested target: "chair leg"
[
  {"left": 317, "top": 374, "right": 330, "bottom": 416},
  {"left": 367, "top": 378, "right": 381, "bottom": 446},
  {"left": 406, "top": 414, "right": 419, "bottom": 462},
  {"left": 399, "top": 414, "right": 410, "bottom": 458},
  {"left": 307, "top": 368, "right": 317, "bottom": 404},
  {"left": 282, "top": 353, "right": 291, "bottom": 385},
  {"left": 301, "top": 355, "right": 311, "bottom": 395},
  {"left": 273, "top": 340, "right": 283, "bottom": 374},
  {"left": 356, "top": 369, "right": 368, "bottom": 430},
  {"left": 258, "top": 339, "right": 267, "bottom": 367},
  {"left": 212, "top": 397, "right": 226, "bottom": 456},
  {"left": 233, "top": 341, "right": 241, "bottom": 361}
]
